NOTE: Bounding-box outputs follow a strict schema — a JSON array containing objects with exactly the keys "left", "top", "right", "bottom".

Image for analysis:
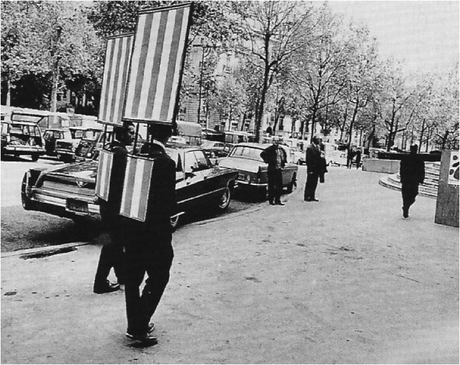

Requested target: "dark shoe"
[
  {"left": 402, "top": 206, "right": 409, "bottom": 218},
  {"left": 125, "top": 332, "right": 158, "bottom": 346},
  {"left": 269, "top": 201, "right": 275, "bottom": 205},
  {"left": 304, "top": 198, "right": 311, "bottom": 201},
  {"left": 93, "top": 280, "right": 120, "bottom": 294},
  {"left": 275, "top": 201, "right": 284, "bottom": 206}
]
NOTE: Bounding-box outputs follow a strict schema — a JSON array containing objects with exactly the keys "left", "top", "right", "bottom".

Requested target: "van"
[{"left": 1, "top": 111, "right": 46, "bottom": 161}]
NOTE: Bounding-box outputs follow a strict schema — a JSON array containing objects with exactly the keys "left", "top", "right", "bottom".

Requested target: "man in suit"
[
  {"left": 123, "top": 123, "right": 177, "bottom": 346},
  {"left": 400, "top": 144, "right": 425, "bottom": 218},
  {"left": 260, "top": 136, "right": 287, "bottom": 205},
  {"left": 304, "top": 136, "right": 323, "bottom": 202},
  {"left": 93, "top": 122, "right": 134, "bottom": 294}
]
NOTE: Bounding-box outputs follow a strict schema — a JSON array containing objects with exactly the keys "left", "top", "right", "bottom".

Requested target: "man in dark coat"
[
  {"left": 260, "top": 136, "right": 287, "bottom": 205},
  {"left": 123, "top": 123, "right": 176, "bottom": 346},
  {"left": 304, "top": 136, "right": 323, "bottom": 202},
  {"left": 400, "top": 144, "right": 425, "bottom": 218},
  {"left": 93, "top": 122, "right": 135, "bottom": 294}
]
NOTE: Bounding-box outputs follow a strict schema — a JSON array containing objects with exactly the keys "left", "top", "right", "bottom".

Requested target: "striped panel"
[
  {"left": 120, "top": 156, "right": 154, "bottom": 222},
  {"left": 123, "top": 4, "right": 191, "bottom": 124},
  {"left": 95, "top": 150, "right": 114, "bottom": 200},
  {"left": 98, "top": 34, "right": 134, "bottom": 126}
]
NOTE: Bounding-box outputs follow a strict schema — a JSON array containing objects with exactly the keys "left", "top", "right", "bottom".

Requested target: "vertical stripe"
[
  {"left": 123, "top": 4, "right": 191, "bottom": 124},
  {"left": 137, "top": 159, "right": 153, "bottom": 219},
  {"left": 107, "top": 38, "right": 121, "bottom": 124},
  {"left": 144, "top": 11, "right": 168, "bottom": 120},
  {"left": 162, "top": 7, "right": 187, "bottom": 121},
  {"left": 151, "top": 10, "right": 176, "bottom": 120},
  {"left": 112, "top": 37, "right": 130, "bottom": 124},
  {"left": 131, "top": 14, "right": 154, "bottom": 117},
  {"left": 124, "top": 15, "right": 146, "bottom": 118},
  {"left": 120, "top": 157, "right": 136, "bottom": 216},
  {"left": 167, "top": 7, "right": 189, "bottom": 121},
  {"left": 138, "top": 12, "right": 162, "bottom": 120},
  {"left": 99, "top": 40, "right": 115, "bottom": 122},
  {"left": 130, "top": 158, "right": 145, "bottom": 217},
  {"left": 96, "top": 151, "right": 113, "bottom": 200}
]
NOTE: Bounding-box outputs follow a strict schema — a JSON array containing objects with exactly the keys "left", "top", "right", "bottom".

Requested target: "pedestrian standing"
[
  {"left": 400, "top": 144, "right": 425, "bottom": 218},
  {"left": 123, "top": 123, "right": 176, "bottom": 346},
  {"left": 355, "top": 148, "right": 362, "bottom": 170},
  {"left": 260, "top": 136, "right": 287, "bottom": 205},
  {"left": 93, "top": 122, "right": 135, "bottom": 294},
  {"left": 304, "top": 136, "right": 323, "bottom": 202}
]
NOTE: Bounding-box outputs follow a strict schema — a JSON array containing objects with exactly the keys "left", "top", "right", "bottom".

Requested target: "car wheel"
[
  {"left": 31, "top": 153, "right": 39, "bottom": 162},
  {"left": 170, "top": 214, "right": 181, "bottom": 230},
  {"left": 217, "top": 186, "right": 231, "bottom": 210},
  {"left": 21, "top": 174, "right": 33, "bottom": 210}
]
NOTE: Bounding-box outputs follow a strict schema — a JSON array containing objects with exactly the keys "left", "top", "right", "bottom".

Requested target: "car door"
[{"left": 173, "top": 150, "right": 206, "bottom": 213}]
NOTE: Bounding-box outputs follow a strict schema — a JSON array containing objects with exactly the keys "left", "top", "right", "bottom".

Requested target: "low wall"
[
  {"left": 435, "top": 150, "right": 459, "bottom": 227},
  {"left": 362, "top": 158, "right": 400, "bottom": 174}
]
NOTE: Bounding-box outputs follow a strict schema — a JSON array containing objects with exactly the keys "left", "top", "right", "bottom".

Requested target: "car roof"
[{"left": 232, "top": 142, "right": 265, "bottom": 149}]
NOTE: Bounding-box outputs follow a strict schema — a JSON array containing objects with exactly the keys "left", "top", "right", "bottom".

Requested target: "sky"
[{"left": 326, "top": 1, "right": 459, "bottom": 74}]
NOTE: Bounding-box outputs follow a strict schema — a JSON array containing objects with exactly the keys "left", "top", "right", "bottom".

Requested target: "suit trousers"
[
  {"left": 124, "top": 229, "right": 174, "bottom": 335},
  {"left": 401, "top": 183, "right": 419, "bottom": 210},
  {"left": 267, "top": 168, "right": 283, "bottom": 203},
  {"left": 304, "top": 172, "right": 319, "bottom": 200},
  {"left": 94, "top": 229, "right": 125, "bottom": 286}
]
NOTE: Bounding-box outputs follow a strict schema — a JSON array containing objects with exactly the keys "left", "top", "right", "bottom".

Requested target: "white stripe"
[
  {"left": 151, "top": 10, "right": 176, "bottom": 120},
  {"left": 113, "top": 37, "right": 129, "bottom": 124},
  {"left": 167, "top": 8, "right": 189, "bottom": 121},
  {"left": 99, "top": 40, "right": 114, "bottom": 120},
  {"left": 138, "top": 13, "right": 160, "bottom": 120},
  {"left": 130, "top": 158, "right": 145, "bottom": 219},
  {"left": 120, "top": 157, "right": 133, "bottom": 215},
  {"left": 124, "top": 15, "right": 146, "bottom": 118},
  {"left": 106, "top": 38, "right": 120, "bottom": 122}
]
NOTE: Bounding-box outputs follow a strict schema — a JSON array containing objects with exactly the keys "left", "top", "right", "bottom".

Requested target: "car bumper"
[
  {"left": 29, "top": 187, "right": 100, "bottom": 217},
  {"left": 3, "top": 146, "right": 45, "bottom": 155}
]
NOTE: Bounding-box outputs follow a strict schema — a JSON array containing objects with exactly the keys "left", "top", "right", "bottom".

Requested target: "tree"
[
  {"left": 2, "top": 1, "right": 102, "bottom": 113},
  {"left": 235, "top": 0, "right": 314, "bottom": 142}
]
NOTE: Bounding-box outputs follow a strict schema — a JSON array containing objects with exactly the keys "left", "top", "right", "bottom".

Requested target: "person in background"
[
  {"left": 304, "top": 136, "right": 323, "bottom": 202},
  {"left": 93, "top": 122, "right": 134, "bottom": 294},
  {"left": 400, "top": 144, "right": 425, "bottom": 218},
  {"left": 260, "top": 136, "right": 287, "bottom": 206},
  {"left": 355, "top": 148, "right": 362, "bottom": 169},
  {"left": 123, "top": 123, "right": 176, "bottom": 346}
]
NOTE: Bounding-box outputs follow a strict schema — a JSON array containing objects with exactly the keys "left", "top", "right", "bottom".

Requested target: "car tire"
[
  {"left": 21, "top": 174, "right": 33, "bottom": 210},
  {"left": 217, "top": 186, "right": 231, "bottom": 210},
  {"left": 170, "top": 214, "right": 181, "bottom": 230},
  {"left": 31, "top": 153, "right": 39, "bottom": 162}
]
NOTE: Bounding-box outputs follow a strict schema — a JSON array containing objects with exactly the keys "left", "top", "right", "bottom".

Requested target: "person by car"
[{"left": 260, "top": 136, "right": 287, "bottom": 205}]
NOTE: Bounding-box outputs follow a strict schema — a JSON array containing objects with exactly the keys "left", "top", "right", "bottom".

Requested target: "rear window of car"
[{"left": 230, "top": 145, "right": 263, "bottom": 161}]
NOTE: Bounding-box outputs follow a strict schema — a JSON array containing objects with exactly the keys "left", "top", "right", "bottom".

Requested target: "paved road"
[{"left": 1, "top": 167, "right": 458, "bottom": 363}]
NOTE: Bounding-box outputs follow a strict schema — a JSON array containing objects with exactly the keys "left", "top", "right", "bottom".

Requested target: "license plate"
[{"left": 66, "top": 199, "right": 88, "bottom": 213}]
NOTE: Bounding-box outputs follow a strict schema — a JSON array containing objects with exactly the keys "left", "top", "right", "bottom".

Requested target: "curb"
[{"left": 1, "top": 241, "right": 91, "bottom": 259}]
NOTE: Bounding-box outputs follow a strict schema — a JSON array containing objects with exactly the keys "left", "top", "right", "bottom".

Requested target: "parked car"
[
  {"left": 200, "top": 140, "right": 232, "bottom": 158},
  {"left": 322, "top": 143, "right": 348, "bottom": 166},
  {"left": 43, "top": 128, "right": 71, "bottom": 156},
  {"left": 218, "top": 142, "right": 298, "bottom": 198},
  {"left": 1, "top": 111, "right": 46, "bottom": 161},
  {"left": 55, "top": 127, "right": 103, "bottom": 162},
  {"left": 21, "top": 143, "right": 238, "bottom": 229}
]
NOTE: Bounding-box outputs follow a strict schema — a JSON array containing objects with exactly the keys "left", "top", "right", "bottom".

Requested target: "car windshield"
[{"left": 229, "top": 145, "right": 264, "bottom": 162}]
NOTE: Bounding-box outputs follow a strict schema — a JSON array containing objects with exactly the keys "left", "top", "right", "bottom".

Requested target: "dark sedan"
[{"left": 21, "top": 143, "right": 238, "bottom": 229}]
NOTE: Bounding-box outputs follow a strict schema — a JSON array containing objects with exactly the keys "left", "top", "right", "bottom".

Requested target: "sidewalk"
[{"left": 2, "top": 167, "right": 458, "bottom": 364}]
